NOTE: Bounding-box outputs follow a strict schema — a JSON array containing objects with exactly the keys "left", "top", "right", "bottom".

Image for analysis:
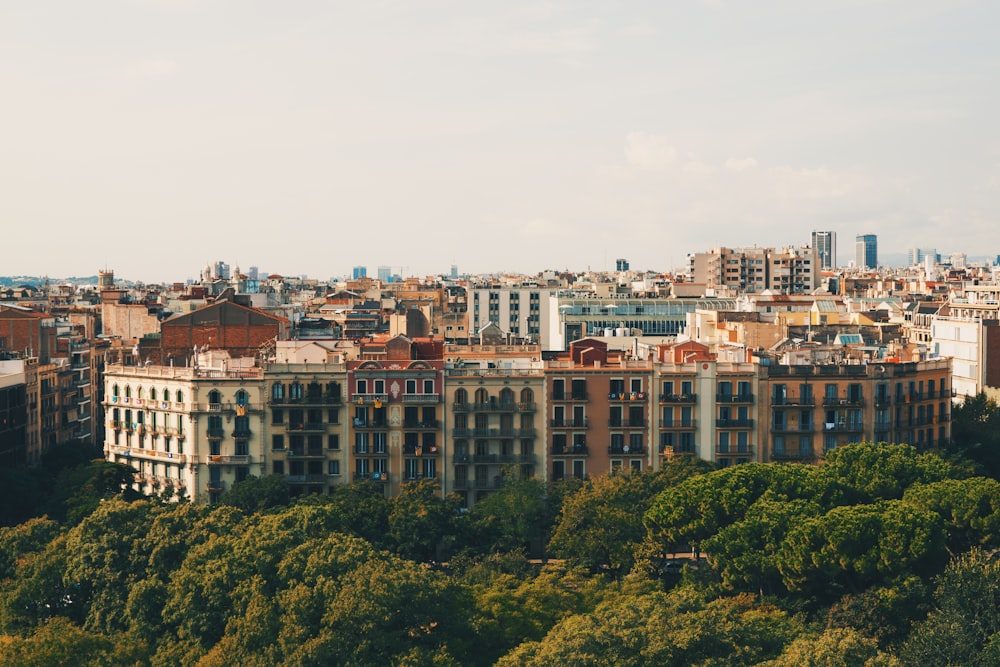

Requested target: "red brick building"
[{"left": 159, "top": 301, "right": 289, "bottom": 365}]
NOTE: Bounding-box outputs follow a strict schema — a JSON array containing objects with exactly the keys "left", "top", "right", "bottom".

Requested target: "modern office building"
[
  {"left": 811, "top": 231, "right": 837, "bottom": 270},
  {"left": 855, "top": 234, "right": 878, "bottom": 270},
  {"left": 352, "top": 266, "right": 367, "bottom": 280}
]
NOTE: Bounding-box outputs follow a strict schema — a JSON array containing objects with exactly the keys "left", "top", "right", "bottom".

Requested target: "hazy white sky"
[{"left": 3, "top": 1, "right": 999, "bottom": 281}]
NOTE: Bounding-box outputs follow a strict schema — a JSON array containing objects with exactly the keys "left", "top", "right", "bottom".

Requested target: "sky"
[{"left": 2, "top": 0, "right": 999, "bottom": 282}]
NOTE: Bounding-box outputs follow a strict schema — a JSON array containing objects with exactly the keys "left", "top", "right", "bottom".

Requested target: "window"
[
  {"left": 571, "top": 379, "right": 587, "bottom": 400},
  {"left": 405, "top": 458, "right": 419, "bottom": 480},
  {"left": 356, "top": 380, "right": 368, "bottom": 395},
  {"left": 572, "top": 460, "right": 585, "bottom": 480},
  {"left": 271, "top": 434, "right": 284, "bottom": 450},
  {"left": 718, "top": 432, "right": 730, "bottom": 453},
  {"left": 552, "top": 379, "right": 565, "bottom": 400},
  {"left": 272, "top": 409, "right": 284, "bottom": 425},
  {"left": 176, "top": 391, "right": 184, "bottom": 403},
  {"left": 610, "top": 379, "right": 625, "bottom": 395},
  {"left": 236, "top": 467, "right": 249, "bottom": 483},
  {"left": 289, "top": 382, "right": 303, "bottom": 400},
  {"left": 272, "top": 383, "right": 284, "bottom": 400},
  {"left": 328, "top": 460, "right": 341, "bottom": 476},
  {"left": 208, "top": 390, "right": 222, "bottom": 405},
  {"left": 327, "top": 434, "right": 340, "bottom": 450},
  {"left": 631, "top": 378, "right": 643, "bottom": 393},
  {"left": 406, "top": 379, "right": 417, "bottom": 394},
  {"left": 423, "top": 379, "right": 434, "bottom": 394},
  {"left": 272, "top": 461, "right": 284, "bottom": 475},
  {"left": 209, "top": 441, "right": 221, "bottom": 456},
  {"left": 235, "top": 440, "right": 248, "bottom": 456},
  {"left": 422, "top": 458, "right": 437, "bottom": 479}
]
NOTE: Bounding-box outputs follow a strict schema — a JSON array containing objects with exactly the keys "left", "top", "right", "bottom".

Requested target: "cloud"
[
  {"left": 624, "top": 132, "right": 677, "bottom": 169},
  {"left": 725, "top": 157, "right": 758, "bottom": 171},
  {"left": 130, "top": 59, "right": 177, "bottom": 77}
]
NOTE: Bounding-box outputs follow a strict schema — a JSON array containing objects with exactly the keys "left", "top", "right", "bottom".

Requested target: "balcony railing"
[
  {"left": 771, "top": 397, "right": 815, "bottom": 406},
  {"left": 402, "top": 394, "right": 441, "bottom": 403},
  {"left": 207, "top": 480, "right": 226, "bottom": 492},
  {"left": 352, "top": 393, "right": 390, "bottom": 405},
  {"left": 608, "top": 445, "right": 646, "bottom": 456},
  {"left": 403, "top": 419, "right": 440, "bottom": 429},
  {"left": 823, "top": 422, "right": 864, "bottom": 432},
  {"left": 659, "top": 393, "right": 697, "bottom": 403},
  {"left": 288, "top": 422, "right": 326, "bottom": 432},
  {"left": 354, "top": 472, "right": 389, "bottom": 482},
  {"left": 660, "top": 419, "right": 696, "bottom": 430},
  {"left": 716, "top": 445, "right": 754, "bottom": 456},
  {"left": 353, "top": 420, "right": 389, "bottom": 430},
  {"left": 232, "top": 427, "right": 252, "bottom": 438},
  {"left": 286, "top": 449, "right": 327, "bottom": 459},
  {"left": 608, "top": 418, "right": 646, "bottom": 428},
  {"left": 452, "top": 478, "right": 505, "bottom": 490},
  {"left": 550, "top": 418, "right": 589, "bottom": 428},
  {"left": 822, "top": 397, "right": 864, "bottom": 406},
  {"left": 716, "top": 418, "right": 754, "bottom": 428},
  {"left": 771, "top": 450, "right": 814, "bottom": 461},
  {"left": 716, "top": 393, "right": 754, "bottom": 403},
  {"left": 551, "top": 445, "right": 589, "bottom": 456},
  {"left": 206, "top": 427, "right": 226, "bottom": 438},
  {"left": 206, "top": 454, "right": 250, "bottom": 464},
  {"left": 403, "top": 444, "right": 440, "bottom": 456}
]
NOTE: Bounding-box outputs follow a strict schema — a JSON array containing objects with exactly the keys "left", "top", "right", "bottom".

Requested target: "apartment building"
[
  {"left": 468, "top": 286, "right": 557, "bottom": 349},
  {"left": 103, "top": 355, "right": 268, "bottom": 503},
  {"left": 346, "top": 336, "right": 444, "bottom": 497},
  {"left": 757, "top": 358, "right": 952, "bottom": 461},
  {"left": 545, "top": 339, "right": 654, "bottom": 481},
  {"left": 688, "top": 246, "right": 819, "bottom": 294},
  {"left": 443, "top": 335, "right": 545, "bottom": 506},
  {"left": 0, "top": 365, "right": 27, "bottom": 467}
]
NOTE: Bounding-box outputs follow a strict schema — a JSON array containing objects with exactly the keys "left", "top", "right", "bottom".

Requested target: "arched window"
[
  {"left": 150, "top": 388, "right": 157, "bottom": 401},
  {"left": 125, "top": 385, "right": 132, "bottom": 398},
  {"left": 137, "top": 387, "right": 144, "bottom": 399},
  {"left": 235, "top": 389, "right": 249, "bottom": 405},
  {"left": 474, "top": 388, "right": 489, "bottom": 405},
  {"left": 163, "top": 388, "right": 170, "bottom": 403},
  {"left": 175, "top": 390, "right": 184, "bottom": 403},
  {"left": 289, "top": 382, "right": 303, "bottom": 400},
  {"left": 499, "top": 388, "right": 514, "bottom": 405},
  {"left": 272, "top": 382, "right": 284, "bottom": 400},
  {"left": 208, "top": 390, "right": 222, "bottom": 405},
  {"left": 454, "top": 388, "right": 468, "bottom": 405},
  {"left": 112, "top": 384, "right": 120, "bottom": 398},
  {"left": 520, "top": 388, "right": 534, "bottom": 405}
]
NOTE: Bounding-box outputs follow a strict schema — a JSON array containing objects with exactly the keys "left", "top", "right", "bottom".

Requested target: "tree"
[
  {"left": 819, "top": 442, "right": 959, "bottom": 504},
  {"left": 899, "top": 548, "right": 1000, "bottom": 666},
  {"left": 219, "top": 474, "right": 290, "bottom": 512},
  {"left": 760, "top": 627, "right": 880, "bottom": 667},
  {"left": 902, "top": 477, "right": 1000, "bottom": 553},
  {"left": 777, "top": 501, "right": 947, "bottom": 600},
  {"left": 0, "top": 617, "right": 113, "bottom": 666},
  {"left": 470, "top": 475, "right": 550, "bottom": 555},
  {"left": 549, "top": 462, "right": 710, "bottom": 574},
  {"left": 949, "top": 392, "right": 1000, "bottom": 471},
  {"left": 388, "top": 479, "right": 463, "bottom": 562}
]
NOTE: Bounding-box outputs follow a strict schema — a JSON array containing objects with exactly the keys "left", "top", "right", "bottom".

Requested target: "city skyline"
[{"left": 3, "top": 2, "right": 999, "bottom": 282}]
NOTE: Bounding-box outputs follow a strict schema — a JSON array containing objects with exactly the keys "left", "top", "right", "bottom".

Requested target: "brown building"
[
  {"left": 757, "top": 357, "right": 952, "bottom": 462},
  {"left": 545, "top": 339, "right": 654, "bottom": 481},
  {"left": 159, "top": 300, "right": 290, "bottom": 365}
]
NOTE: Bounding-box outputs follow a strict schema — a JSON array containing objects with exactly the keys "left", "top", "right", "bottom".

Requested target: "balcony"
[
  {"left": 608, "top": 392, "right": 648, "bottom": 401},
  {"left": 353, "top": 446, "right": 388, "bottom": 457},
  {"left": 206, "top": 427, "right": 226, "bottom": 439},
  {"left": 608, "top": 418, "right": 647, "bottom": 428},
  {"left": 403, "top": 419, "right": 440, "bottom": 429},
  {"left": 286, "top": 449, "right": 327, "bottom": 459},
  {"left": 551, "top": 393, "right": 589, "bottom": 402},
  {"left": 660, "top": 419, "right": 696, "bottom": 430},
  {"left": 716, "top": 393, "right": 754, "bottom": 403},
  {"left": 402, "top": 393, "right": 441, "bottom": 404},
  {"left": 823, "top": 422, "right": 864, "bottom": 433},
  {"left": 206, "top": 455, "right": 251, "bottom": 464},
  {"left": 551, "top": 444, "right": 589, "bottom": 456},
  {"left": 822, "top": 397, "right": 864, "bottom": 407},
  {"left": 232, "top": 427, "right": 252, "bottom": 438},
  {"left": 608, "top": 445, "right": 647, "bottom": 456},
  {"left": 771, "top": 397, "right": 815, "bottom": 407},
  {"left": 550, "top": 418, "right": 589, "bottom": 428},
  {"left": 207, "top": 480, "right": 226, "bottom": 492},
  {"left": 659, "top": 393, "right": 697, "bottom": 403},
  {"left": 716, "top": 445, "right": 754, "bottom": 457},
  {"left": 467, "top": 401, "right": 520, "bottom": 412},
  {"left": 285, "top": 474, "right": 330, "bottom": 484},
  {"left": 354, "top": 472, "right": 389, "bottom": 482},
  {"left": 288, "top": 422, "right": 326, "bottom": 432},
  {"left": 716, "top": 418, "right": 754, "bottom": 428},
  {"left": 874, "top": 396, "right": 891, "bottom": 407},
  {"left": 353, "top": 420, "right": 389, "bottom": 430},
  {"left": 352, "top": 393, "right": 389, "bottom": 406},
  {"left": 403, "top": 444, "right": 440, "bottom": 456}
]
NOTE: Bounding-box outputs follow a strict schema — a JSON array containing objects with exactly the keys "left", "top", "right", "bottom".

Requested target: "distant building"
[
  {"left": 214, "top": 261, "right": 231, "bottom": 280},
  {"left": 688, "top": 246, "right": 819, "bottom": 294},
  {"left": 616, "top": 258, "right": 630, "bottom": 272},
  {"left": 908, "top": 248, "right": 938, "bottom": 266},
  {"left": 811, "top": 231, "right": 837, "bottom": 270},
  {"left": 450, "top": 265, "right": 459, "bottom": 280},
  {"left": 352, "top": 266, "right": 367, "bottom": 280},
  {"left": 855, "top": 234, "right": 878, "bottom": 270},
  {"left": 377, "top": 266, "right": 392, "bottom": 283}
]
